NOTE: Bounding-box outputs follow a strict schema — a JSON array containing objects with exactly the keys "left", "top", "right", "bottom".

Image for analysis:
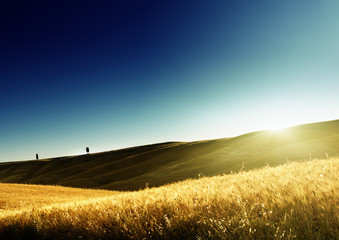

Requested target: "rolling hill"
[{"left": 0, "top": 119, "right": 339, "bottom": 191}]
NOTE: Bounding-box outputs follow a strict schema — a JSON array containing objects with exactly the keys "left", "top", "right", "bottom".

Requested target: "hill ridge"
[{"left": 0, "top": 119, "right": 338, "bottom": 190}]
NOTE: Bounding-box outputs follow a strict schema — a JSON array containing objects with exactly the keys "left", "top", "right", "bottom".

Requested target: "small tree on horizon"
[
  {"left": 36, "top": 153, "right": 39, "bottom": 160},
  {"left": 86, "top": 147, "right": 89, "bottom": 154}
]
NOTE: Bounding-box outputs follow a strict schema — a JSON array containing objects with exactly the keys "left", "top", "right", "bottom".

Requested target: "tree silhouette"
[
  {"left": 86, "top": 147, "right": 89, "bottom": 154},
  {"left": 36, "top": 153, "right": 39, "bottom": 160}
]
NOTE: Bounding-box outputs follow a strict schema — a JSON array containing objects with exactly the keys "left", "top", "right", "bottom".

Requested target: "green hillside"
[{"left": 1, "top": 119, "right": 339, "bottom": 191}]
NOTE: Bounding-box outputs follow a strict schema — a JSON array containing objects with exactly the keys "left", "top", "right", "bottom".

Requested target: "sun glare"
[
  {"left": 260, "top": 120, "right": 293, "bottom": 133},
  {"left": 269, "top": 125, "right": 287, "bottom": 132}
]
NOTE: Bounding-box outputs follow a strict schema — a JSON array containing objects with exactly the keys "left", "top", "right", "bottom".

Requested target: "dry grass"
[
  {"left": 0, "top": 184, "right": 118, "bottom": 219},
  {"left": 0, "top": 158, "right": 338, "bottom": 239}
]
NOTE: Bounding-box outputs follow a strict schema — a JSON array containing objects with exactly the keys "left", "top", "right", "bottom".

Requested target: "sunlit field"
[
  {"left": 0, "top": 184, "right": 118, "bottom": 216},
  {"left": 1, "top": 158, "right": 338, "bottom": 239}
]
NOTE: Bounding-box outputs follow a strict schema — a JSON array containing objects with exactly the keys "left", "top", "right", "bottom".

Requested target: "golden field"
[
  {"left": 0, "top": 184, "right": 117, "bottom": 216},
  {"left": 0, "top": 158, "right": 338, "bottom": 239}
]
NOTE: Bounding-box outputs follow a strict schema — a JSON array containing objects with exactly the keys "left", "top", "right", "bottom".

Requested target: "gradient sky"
[{"left": 1, "top": 0, "right": 339, "bottom": 162}]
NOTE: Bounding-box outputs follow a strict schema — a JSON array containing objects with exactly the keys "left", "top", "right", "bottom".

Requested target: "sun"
[
  {"left": 269, "top": 125, "right": 287, "bottom": 132},
  {"left": 263, "top": 121, "right": 292, "bottom": 133}
]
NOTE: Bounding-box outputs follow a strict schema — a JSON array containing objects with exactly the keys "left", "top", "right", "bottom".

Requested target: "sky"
[{"left": 1, "top": 0, "right": 339, "bottom": 162}]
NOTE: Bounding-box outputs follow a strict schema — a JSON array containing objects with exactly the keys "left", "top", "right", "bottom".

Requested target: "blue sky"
[{"left": 1, "top": 0, "right": 339, "bottom": 162}]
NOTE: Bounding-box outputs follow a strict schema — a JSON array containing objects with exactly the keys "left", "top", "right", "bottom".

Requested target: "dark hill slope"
[{"left": 0, "top": 119, "right": 338, "bottom": 190}]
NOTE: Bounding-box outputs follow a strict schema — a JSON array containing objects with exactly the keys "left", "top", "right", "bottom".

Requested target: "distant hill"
[{"left": 0, "top": 119, "right": 338, "bottom": 191}]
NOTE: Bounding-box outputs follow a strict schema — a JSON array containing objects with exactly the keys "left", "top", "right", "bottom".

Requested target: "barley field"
[
  {"left": 0, "top": 158, "right": 338, "bottom": 239},
  {"left": 0, "top": 184, "right": 118, "bottom": 216}
]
